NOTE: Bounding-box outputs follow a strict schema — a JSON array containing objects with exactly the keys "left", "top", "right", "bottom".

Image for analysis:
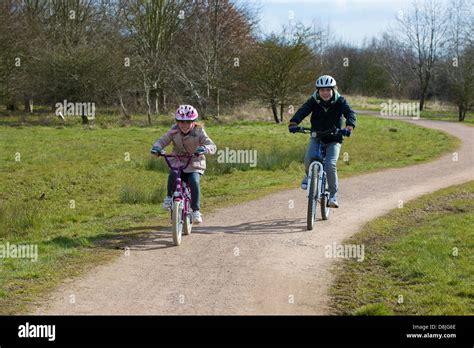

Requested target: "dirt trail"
[{"left": 33, "top": 118, "right": 473, "bottom": 315}]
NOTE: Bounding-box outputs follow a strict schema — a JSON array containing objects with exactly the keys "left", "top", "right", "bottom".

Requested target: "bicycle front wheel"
[
  {"left": 307, "top": 164, "right": 318, "bottom": 230},
  {"left": 183, "top": 201, "right": 192, "bottom": 236},
  {"left": 172, "top": 200, "right": 183, "bottom": 246}
]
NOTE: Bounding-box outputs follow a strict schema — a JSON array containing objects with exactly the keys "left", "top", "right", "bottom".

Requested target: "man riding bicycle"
[{"left": 288, "top": 75, "right": 356, "bottom": 208}]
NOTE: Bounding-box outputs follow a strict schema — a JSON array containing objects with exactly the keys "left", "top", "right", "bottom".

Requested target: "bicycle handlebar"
[
  {"left": 151, "top": 151, "right": 200, "bottom": 158},
  {"left": 159, "top": 153, "right": 195, "bottom": 159},
  {"left": 294, "top": 126, "right": 349, "bottom": 137},
  {"left": 153, "top": 152, "right": 196, "bottom": 172}
]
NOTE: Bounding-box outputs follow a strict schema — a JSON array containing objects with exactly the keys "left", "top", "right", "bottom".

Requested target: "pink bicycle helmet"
[{"left": 175, "top": 105, "right": 198, "bottom": 121}]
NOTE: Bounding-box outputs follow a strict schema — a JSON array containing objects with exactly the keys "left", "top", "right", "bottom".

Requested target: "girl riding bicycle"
[
  {"left": 151, "top": 105, "right": 216, "bottom": 224},
  {"left": 288, "top": 75, "right": 356, "bottom": 208}
]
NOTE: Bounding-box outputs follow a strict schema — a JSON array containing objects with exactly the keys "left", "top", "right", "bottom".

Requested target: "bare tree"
[
  {"left": 396, "top": 0, "right": 448, "bottom": 110},
  {"left": 310, "top": 19, "right": 331, "bottom": 68},
  {"left": 0, "top": 1, "right": 20, "bottom": 110},
  {"left": 250, "top": 25, "right": 315, "bottom": 123},
  {"left": 375, "top": 33, "right": 413, "bottom": 97},
  {"left": 444, "top": 0, "right": 473, "bottom": 121},
  {"left": 169, "top": 0, "right": 256, "bottom": 118},
  {"left": 120, "top": 0, "right": 184, "bottom": 123}
]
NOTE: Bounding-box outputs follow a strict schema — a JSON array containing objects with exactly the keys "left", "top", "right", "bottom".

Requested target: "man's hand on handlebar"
[
  {"left": 290, "top": 125, "right": 352, "bottom": 137},
  {"left": 340, "top": 126, "right": 353, "bottom": 137},
  {"left": 288, "top": 122, "right": 298, "bottom": 133}
]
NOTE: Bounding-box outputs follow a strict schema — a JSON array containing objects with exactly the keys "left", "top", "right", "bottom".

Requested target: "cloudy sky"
[{"left": 237, "top": 0, "right": 450, "bottom": 46}]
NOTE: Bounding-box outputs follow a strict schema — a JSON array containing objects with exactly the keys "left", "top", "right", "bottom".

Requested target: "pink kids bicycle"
[{"left": 153, "top": 151, "right": 195, "bottom": 246}]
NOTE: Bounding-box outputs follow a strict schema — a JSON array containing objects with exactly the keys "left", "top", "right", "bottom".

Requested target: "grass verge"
[
  {"left": 347, "top": 94, "right": 473, "bottom": 126},
  {"left": 330, "top": 181, "right": 474, "bottom": 315}
]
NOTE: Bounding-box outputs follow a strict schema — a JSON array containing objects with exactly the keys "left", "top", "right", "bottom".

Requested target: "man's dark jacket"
[{"left": 290, "top": 90, "right": 356, "bottom": 143}]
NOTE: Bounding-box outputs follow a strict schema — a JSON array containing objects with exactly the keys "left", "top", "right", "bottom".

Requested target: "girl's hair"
[{"left": 174, "top": 121, "right": 205, "bottom": 130}]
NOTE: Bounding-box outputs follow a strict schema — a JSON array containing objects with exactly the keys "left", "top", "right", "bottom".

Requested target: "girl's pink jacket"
[{"left": 153, "top": 125, "right": 217, "bottom": 174}]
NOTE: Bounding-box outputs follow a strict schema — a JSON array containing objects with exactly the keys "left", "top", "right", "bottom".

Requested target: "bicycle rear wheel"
[
  {"left": 320, "top": 193, "right": 331, "bottom": 220},
  {"left": 307, "top": 164, "right": 318, "bottom": 230},
  {"left": 182, "top": 184, "right": 192, "bottom": 236},
  {"left": 172, "top": 200, "right": 183, "bottom": 246}
]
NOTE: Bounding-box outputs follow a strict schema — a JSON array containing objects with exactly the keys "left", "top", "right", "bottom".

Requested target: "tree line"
[{"left": 0, "top": 0, "right": 472, "bottom": 123}]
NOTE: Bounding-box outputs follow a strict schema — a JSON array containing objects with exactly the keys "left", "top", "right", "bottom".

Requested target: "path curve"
[{"left": 33, "top": 117, "right": 473, "bottom": 315}]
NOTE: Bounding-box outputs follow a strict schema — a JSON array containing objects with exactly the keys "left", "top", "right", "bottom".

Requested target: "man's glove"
[
  {"left": 195, "top": 146, "right": 207, "bottom": 155},
  {"left": 340, "top": 126, "right": 353, "bottom": 137},
  {"left": 151, "top": 146, "right": 163, "bottom": 155},
  {"left": 288, "top": 122, "right": 298, "bottom": 133}
]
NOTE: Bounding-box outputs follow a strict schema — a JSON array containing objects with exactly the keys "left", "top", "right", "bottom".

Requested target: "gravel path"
[{"left": 33, "top": 118, "right": 473, "bottom": 315}]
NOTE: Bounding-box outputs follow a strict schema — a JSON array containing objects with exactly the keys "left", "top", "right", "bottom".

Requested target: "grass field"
[
  {"left": 330, "top": 181, "right": 474, "bottom": 315},
  {"left": 0, "top": 114, "right": 460, "bottom": 314},
  {"left": 347, "top": 94, "right": 474, "bottom": 126}
]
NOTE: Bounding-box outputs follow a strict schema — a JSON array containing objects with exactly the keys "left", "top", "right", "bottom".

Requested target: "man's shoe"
[{"left": 328, "top": 197, "right": 339, "bottom": 208}]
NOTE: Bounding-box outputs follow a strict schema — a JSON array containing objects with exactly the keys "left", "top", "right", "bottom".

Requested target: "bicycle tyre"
[
  {"left": 172, "top": 200, "right": 183, "bottom": 246},
  {"left": 183, "top": 200, "right": 192, "bottom": 236},
  {"left": 307, "top": 164, "right": 318, "bottom": 230},
  {"left": 321, "top": 193, "right": 331, "bottom": 220}
]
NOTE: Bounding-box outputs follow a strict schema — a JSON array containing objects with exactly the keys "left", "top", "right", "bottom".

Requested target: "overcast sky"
[{"left": 237, "top": 0, "right": 451, "bottom": 46}]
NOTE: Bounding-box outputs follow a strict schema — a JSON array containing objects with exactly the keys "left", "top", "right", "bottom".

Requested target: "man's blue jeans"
[
  {"left": 167, "top": 171, "right": 201, "bottom": 211},
  {"left": 303, "top": 138, "right": 341, "bottom": 199}
]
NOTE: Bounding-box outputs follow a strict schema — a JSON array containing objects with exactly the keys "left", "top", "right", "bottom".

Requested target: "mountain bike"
[{"left": 295, "top": 126, "right": 349, "bottom": 230}]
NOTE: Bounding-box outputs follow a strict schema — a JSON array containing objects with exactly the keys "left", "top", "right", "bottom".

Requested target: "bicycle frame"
[
  {"left": 296, "top": 126, "right": 342, "bottom": 204},
  {"left": 161, "top": 154, "right": 193, "bottom": 212},
  {"left": 293, "top": 126, "right": 348, "bottom": 229},
  {"left": 307, "top": 141, "right": 328, "bottom": 200}
]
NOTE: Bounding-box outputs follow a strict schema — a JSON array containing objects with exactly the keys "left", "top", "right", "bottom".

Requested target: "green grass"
[
  {"left": 0, "top": 115, "right": 459, "bottom": 314},
  {"left": 347, "top": 94, "right": 474, "bottom": 125},
  {"left": 419, "top": 110, "right": 474, "bottom": 126},
  {"left": 0, "top": 200, "right": 43, "bottom": 238},
  {"left": 346, "top": 95, "right": 391, "bottom": 111},
  {"left": 330, "top": 181, "right": 474, "bottom": 315}
]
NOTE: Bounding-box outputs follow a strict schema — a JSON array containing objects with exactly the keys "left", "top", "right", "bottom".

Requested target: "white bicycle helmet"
[
  {"left": 175, "top": 104, "right": 198, "bottom": 121},
  {"left": 315, "top": 75, "right": 337, "bottom": 89}
]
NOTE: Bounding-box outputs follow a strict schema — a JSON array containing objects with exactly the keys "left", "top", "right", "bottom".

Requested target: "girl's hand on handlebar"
[
  {"left": 151, "top": 146, "right": 166, "bottom": 156},
  {"left": 194, "top": 146, "right": 207, "bottom": 155}
]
